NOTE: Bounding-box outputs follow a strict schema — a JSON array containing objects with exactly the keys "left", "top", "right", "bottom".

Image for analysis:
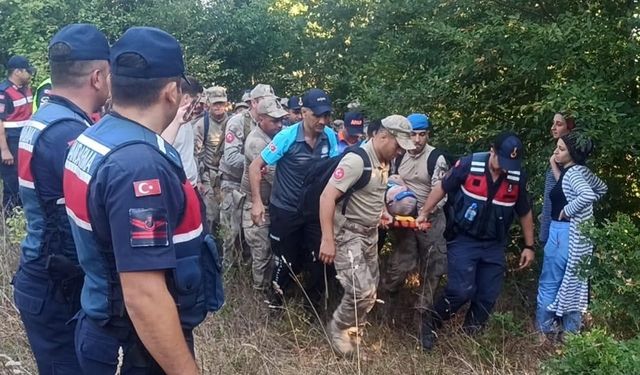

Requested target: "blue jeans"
[
  {"left": 433, "top": 235, "right": 506, "bottom": 329},
  {"left": 536, "top": 221, "right": 582, "bottom": 333},
  {"left": 12, "top": 268, "right": 82, "bottom": 374}
]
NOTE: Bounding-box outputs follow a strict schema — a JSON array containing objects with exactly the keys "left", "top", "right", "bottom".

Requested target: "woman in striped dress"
[{"left": 536, "top": 131, "right": 607, "bottom": 340}]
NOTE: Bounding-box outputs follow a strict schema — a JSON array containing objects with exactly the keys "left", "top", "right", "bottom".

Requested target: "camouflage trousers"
[
  {"left": 220, "top": 182, "right": 245, "bottom": 269},
  {"left": 201, "top": 170, "right": 222, "bottom": 233},
  {"left": 242, "top": 200, "right": 272, "bottom": 290},
  {"left": 381, "top": 209, "right": 448, "bottom": 312},
  {"left": 331, "top": 221, "right": 380, "bottom": 330}
]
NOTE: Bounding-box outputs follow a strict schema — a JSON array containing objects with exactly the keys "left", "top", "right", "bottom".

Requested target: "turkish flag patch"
[
  {"left": 333, "top": 167, "right": 345, "bottom": 180},
  {"left": 268, "top": 142, "right": 277, "bottom": 152},
  {"left": 133, "top": 179, "right": 162, "bottom": 197},
  {"left": 129, "top": 208, "right": 169, "bottom": 247}
]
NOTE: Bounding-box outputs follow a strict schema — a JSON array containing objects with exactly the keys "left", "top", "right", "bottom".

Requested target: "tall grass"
[{"left": 0, "top": 210, "right": 552, "bottom": 374}]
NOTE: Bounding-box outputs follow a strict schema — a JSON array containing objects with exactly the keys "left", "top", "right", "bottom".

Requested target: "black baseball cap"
[
  {"left": 302, "top": 88, "right": 331, "bottom": 116},
  {"left": 111, "top": 27, "right": 187, "bottom": 82},
  {"left": 345, "top": 111, "right": 364, "bottom": 136},
  {"left": 49, "top": 24, "right": 110, "bottom": 62},
  {"left": 287, "top": 95, "right": 301, "bottom": 110},
  {"left": 493, "top": 132, "right": 524, "bottom": 172},
  {"left": 7, "top": 55, "right": 35, "bottom": 75}
]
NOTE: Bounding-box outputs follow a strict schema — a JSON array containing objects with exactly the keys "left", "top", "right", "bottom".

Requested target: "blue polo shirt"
[{"left": 261, "top": 122, "right": 338, "bottom": 212}]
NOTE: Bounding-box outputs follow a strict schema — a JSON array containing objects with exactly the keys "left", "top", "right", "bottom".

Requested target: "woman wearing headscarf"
[{"left": 536, "top": 131, "right": 607, "bottom": 341}]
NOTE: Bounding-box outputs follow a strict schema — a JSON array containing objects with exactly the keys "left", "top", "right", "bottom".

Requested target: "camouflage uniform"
[
  {"left": 194, "top": 90, "right": 228, "bottom": 234},
  {"left": 382, "top": 144, "right": 450, "bottom": 311},
  {"left": 219, "top": 110, "right": 255, "bottom": 268},
  {"left": 328, "top": 141, "right": 388, "bottom": 335},
  {"left": 240, "top": 125, "right": 275, "bottom": 289}
]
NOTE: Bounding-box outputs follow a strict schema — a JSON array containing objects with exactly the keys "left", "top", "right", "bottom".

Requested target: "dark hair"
[
  {"left": 557, "top": 111, "right": 576, "bottom": 130},
  {"left": 561, "top": 131, "right": 594, "bottom": 165},
  {"left": 49, "top": 43, "right": 105, "bottom": 88},
  {"left": 367, "top": 118, "right": 383, "bottom": 138},
  {"left": 110, "top": 53, "right": 180, "bottom": 107},
  {"left": 182, "top": 75, "right": 202, "bottom": 97}
]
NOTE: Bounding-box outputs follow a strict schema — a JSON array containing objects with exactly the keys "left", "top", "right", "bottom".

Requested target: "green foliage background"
[{"left": 2, "top": 0, "right": 637, "bottom": 220}]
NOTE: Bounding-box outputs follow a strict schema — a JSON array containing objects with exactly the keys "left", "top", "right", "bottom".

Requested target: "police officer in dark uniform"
[
  {"left": 13, "top": 24, "right": 110, "bottom": 374},
  {"left": 63, "top": 26, "right": 223, "bottom": 374},
  {"left": 416, "top": 132, "right": 535, "bottom": 350}
]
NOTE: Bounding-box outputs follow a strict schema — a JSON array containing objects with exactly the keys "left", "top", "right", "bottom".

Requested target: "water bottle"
[{"left": 464, "top": 203, "right": 478, "bottom": 222}]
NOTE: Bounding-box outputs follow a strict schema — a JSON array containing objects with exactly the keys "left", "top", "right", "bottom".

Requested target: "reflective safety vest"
[
  {"left": 17, "top": 102, "right": 89, "bottom": 275},
  {"left": 32, "top": 77, "right": 52, "bottom": 112},
  {"left": 452, "top": 152, "right": 521, "bottom": 241},
  {"left": 1, "top": 81, "right": 33, "bottom": 130},
  {"left": 63, "top": 114, "right": 223, "bottom": 330}
]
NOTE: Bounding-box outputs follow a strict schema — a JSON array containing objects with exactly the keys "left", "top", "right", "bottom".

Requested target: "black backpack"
[
  {"left": 299, "top": 145, "right": 372, "bottom": 217},
  {"left": 393, "top": 147, "right": 456, "bottom": 177}
]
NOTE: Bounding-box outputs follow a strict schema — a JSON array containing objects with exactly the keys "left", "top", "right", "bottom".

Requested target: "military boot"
[
  {"left": 327, "top": 320, "right": 355, "bottom": 356},
  {"left": 420, "top": 312, "right": 437, "bottom": 351}
]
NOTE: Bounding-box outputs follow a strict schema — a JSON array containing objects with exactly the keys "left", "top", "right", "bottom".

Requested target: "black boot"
[{"left": 420, "top": 312, "right": 437, "bottom": 351}]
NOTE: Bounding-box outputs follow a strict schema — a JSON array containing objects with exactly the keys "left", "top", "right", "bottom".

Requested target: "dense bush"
[
  {"left": 542, "top": 329, "right": 640, "bottom": 375},
  {"left": 582, "top": 213, "right": 640, "bottom": 338}
]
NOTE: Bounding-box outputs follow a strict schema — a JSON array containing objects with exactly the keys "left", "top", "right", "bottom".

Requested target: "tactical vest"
[
  {"left": 2, "top": 82, "right": 33, "bottom": 131},
  {"left": 17, "top": 102, "right": 89, "bottom": 275},
  {"left": 63, "top": 114, "right": 223, "bottom": 331},
  {"left": 452, "top": 152, "right": 521, "bottom": 241}
]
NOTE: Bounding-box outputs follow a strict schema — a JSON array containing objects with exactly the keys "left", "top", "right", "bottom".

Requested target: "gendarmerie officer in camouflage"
[
  {"left": 240, "top": 97, "right": 287, "bottom": 290},
  {"left": 220, "top": 83, "right": 276, "bottom": 269},
  {"left": 193, "top": 86, "right": 228, "bottom": 236}
]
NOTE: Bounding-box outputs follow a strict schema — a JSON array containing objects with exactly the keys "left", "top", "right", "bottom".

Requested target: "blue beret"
[{"left": 407, "top": 113, "right": 431, "bottom": 130}]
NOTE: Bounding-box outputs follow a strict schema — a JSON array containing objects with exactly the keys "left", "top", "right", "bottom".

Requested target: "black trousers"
[{"left": 269, "top": 204, "right": 332, "bottom": 302}]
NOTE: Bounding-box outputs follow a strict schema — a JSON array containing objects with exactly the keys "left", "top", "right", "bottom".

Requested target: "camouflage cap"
[
  {"left": 381, "top": 115, "right": 416, "bottom": 151},
  {"left": 250, "top": 84, "right": 276, "bottom": 100},
  {"left": 201, "top": 86, "right": 227, "bottom": 104},
  {"left": 257, "top": 96, "right": 288, "bottom": 118}
]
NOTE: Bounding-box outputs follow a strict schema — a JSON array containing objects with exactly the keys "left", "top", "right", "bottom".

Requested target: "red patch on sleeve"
[
  {"left": 129, "top": 208, "right": 169, "bottom": 247},
  {"left": 268, "top": 142, "right": 277, "bottom": 152},
  {"left": 333, "top": 167, "right": 345, "bottom": 180},
  {"left": 133, "top": 179, "right": 162, "bottom": 197},
  {"left": 225, "top": 132, "right": 235, "bottom": 143}
]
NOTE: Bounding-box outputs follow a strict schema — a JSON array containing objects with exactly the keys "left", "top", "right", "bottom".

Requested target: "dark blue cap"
[
  {"left": 407, "top": 113, "right": 431, "bottom": 131},
  {"left": 494, "top": 132, "right": 524, "bottom": 172},
  {"left": 287, "top": 95, "right": 301, "bottom": 110},
  {"left": 302, "top": 88, "right": 332, "bottom": 116},
  {"left": 49, "top": 24, "right": 110, "bottom": 62},
  {"left": 345, "top": 111, "right": 364, "bottom": 136},
  {"left": 7, "top": 56, "right": 35, "bottom": 75},
  {"left": 111, "top": 27, "right": 186, "bottom": 80}
]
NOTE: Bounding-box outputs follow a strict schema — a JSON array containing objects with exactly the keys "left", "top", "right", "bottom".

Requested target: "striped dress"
[{"left": 548, "top": 165, "right": 607, "bottom": 315}]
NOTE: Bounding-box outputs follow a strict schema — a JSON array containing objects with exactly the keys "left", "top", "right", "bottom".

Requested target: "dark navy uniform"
[
  {"left": 12, "top": 25, "right": 111, "bottom": 375},
  {"left": 63, "top": 27, "right": 223, "bottom": 374},
  {"left": 0, "top": 77, "right": 33, "bottom": 210},
  {"left": 433, "top": 152, "right": 531, "bottom": 329},
  {"left": 64, "top": 113, "right": 222, "bottom": 373},
  {"left": 14, "top": 95, "right": 91, "bottom": 374}
]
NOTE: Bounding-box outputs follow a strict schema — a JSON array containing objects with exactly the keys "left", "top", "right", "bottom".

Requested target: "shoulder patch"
[
  {"left": 129, "top": 208, "right": 169, "bottom": 247},
  {"left": 133, "top": 179, "right": 162, "bottom": 197},
  {"left": 268, "top": 142, "right": 277, "bottom": 153},
  {"left": 333, "top": 167, "right": 345, "bottom": 180},
  {"left": 225, "top": 132, "right": 235, "bottom": 143},
  {"left": 454, "top": 159, "right": 461, "bottom": 168}
]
